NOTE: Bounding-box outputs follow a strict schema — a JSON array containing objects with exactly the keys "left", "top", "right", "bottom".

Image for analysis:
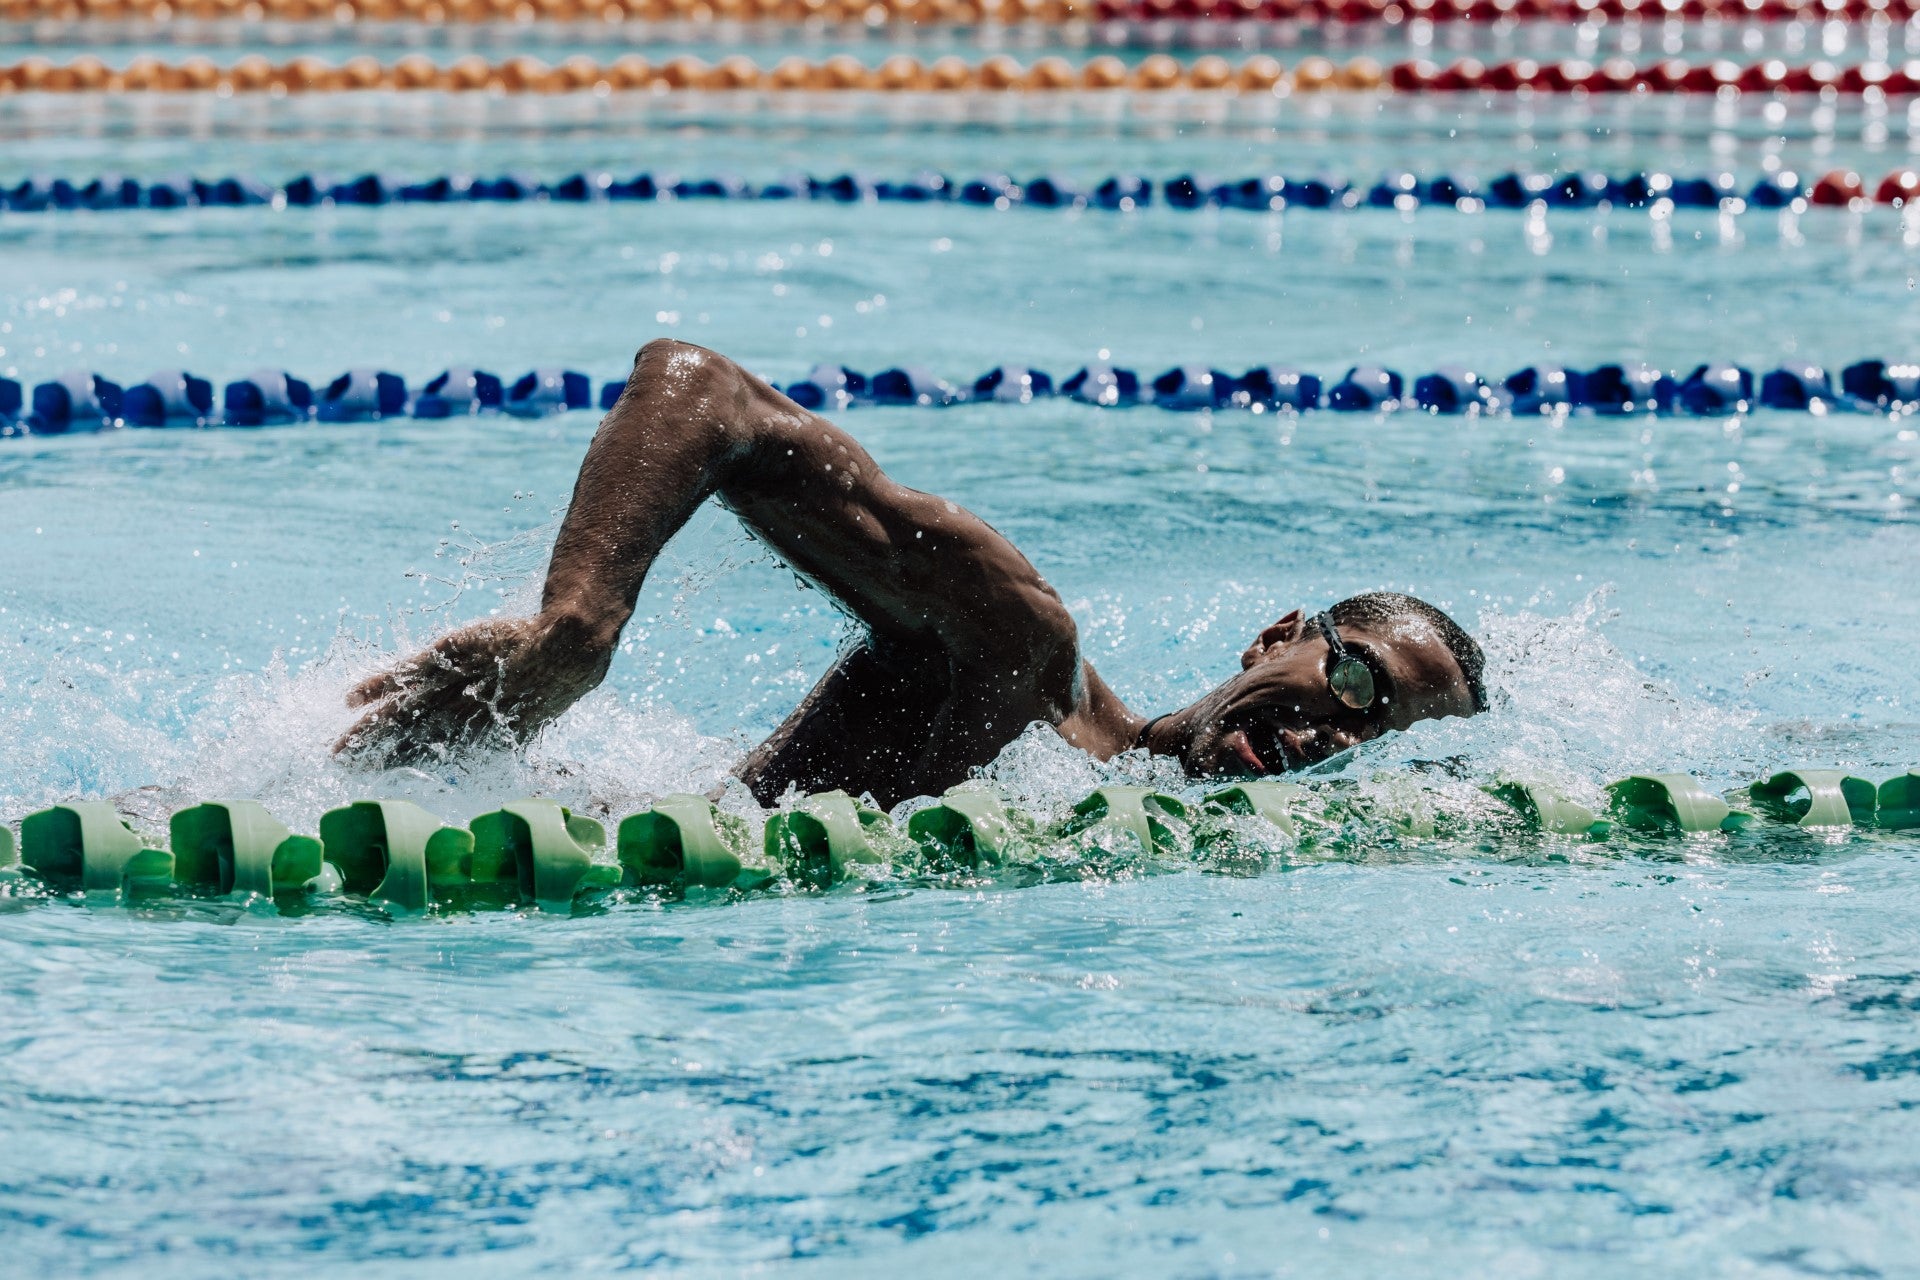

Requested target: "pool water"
[{"left": 3, "top": 86, "right": 1920, "bottom": 1275}]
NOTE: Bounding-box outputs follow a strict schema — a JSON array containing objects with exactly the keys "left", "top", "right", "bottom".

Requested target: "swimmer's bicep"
[{"left": 733, "top": 414, "right": 1075, "bottom": 658}]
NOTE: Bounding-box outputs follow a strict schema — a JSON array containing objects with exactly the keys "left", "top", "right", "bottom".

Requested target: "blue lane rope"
[
  {"left": 0, "top": 170, "right": 1857, "bottom": 215},
  {"left": 6, "top": 360, "right": 1918, "bottom": 434}
]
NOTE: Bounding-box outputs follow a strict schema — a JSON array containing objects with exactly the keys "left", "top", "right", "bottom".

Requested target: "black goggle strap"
[{"left": 1313, "top": 611, "right": 1377, "bottom": 711}]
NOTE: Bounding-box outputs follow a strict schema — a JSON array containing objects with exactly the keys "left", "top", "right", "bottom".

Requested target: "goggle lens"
[
  {"left": 1328, "top": 655, "right": 1376, "bottom": 710},
  {"left": 1314, "top": 612, "right": 1378, "bottom": 712}
]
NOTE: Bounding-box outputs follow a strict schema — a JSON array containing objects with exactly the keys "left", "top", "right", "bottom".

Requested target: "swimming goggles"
[{"left": 1312, "top": 611, "right": 1380, "bottom": 711}]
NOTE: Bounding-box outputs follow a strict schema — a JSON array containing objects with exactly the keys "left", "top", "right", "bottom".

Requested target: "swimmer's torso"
[{"left": 734, "top": 630, "right": 1134, "bottom": 809}]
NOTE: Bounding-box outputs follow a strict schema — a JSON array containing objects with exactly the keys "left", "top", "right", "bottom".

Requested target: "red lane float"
[{"left": 1877, "top": 169, "right": 1920, "bottom": 205}]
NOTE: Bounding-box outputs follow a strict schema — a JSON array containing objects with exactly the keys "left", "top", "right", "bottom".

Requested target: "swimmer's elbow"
[
  {"left": 1030, "top": 589, "right": 1079, "bottom": 652},
  {"left": 999, "top": 583, "right": 1081, "bottom": 686}
]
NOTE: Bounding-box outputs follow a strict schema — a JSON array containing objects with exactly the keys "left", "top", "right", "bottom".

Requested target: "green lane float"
[
  {"left": 1316, "top": 781, "right": 1442, "bottom": 839},
  {"left": 1605, "top": 774, "right": 1755, "bottom": 835},
  {"left": 618, "top": 794, "right": 764, "bottom": 890},
  {"left": 1878, "top": 771, "right": 1920, "bottom": 830},
  {"left": 1204, "top": 780, "right": 1316, "bottom": 835},
  {"left": 1060, "top": 785, "right": 1191, "bottom": 854},
  {"left": 7, "top": 763, "right": 1920, "bottom": 914},
  {"left": 318, "top": 799, "right": 474, "bottom": 911},
  {"left": 170, "top": 800, "right": 326, "bottom": 898},
  {"left": 20, "top": 802, "right": 173, "bottom": 895},
  {"left": 907, "top": 787, "right": 1022, "bottom": 871},
  {"left": 469, "top": 799, "right": 621, "bottom": 910},
  {"left": 1484, "top": 781, "right": 1612, "bottom": 838},
  {"left": 764, "top": 789, "right": 892, "bottom": 889},
  {"left": 1748, "top": 770, "right": 1879, "bottom": 829}
]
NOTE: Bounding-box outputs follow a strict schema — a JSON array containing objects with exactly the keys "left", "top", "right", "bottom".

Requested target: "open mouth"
[
  {"left": 1221, "top": 723, "right": 1295, "bottom": 776},
  {"left": 1226, "top": 728, "right": 1266, "bottom": 773}
]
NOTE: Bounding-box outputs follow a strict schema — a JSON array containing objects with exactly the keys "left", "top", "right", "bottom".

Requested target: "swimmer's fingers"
[
  {"left": 345, "top": 667, "right": 405, "bottom": 709},
  {"left": 332, "top": 679, "right": 491, "bottom": 764},
  {"left": 333, "top": 658, "right": 484, "bottom": 762},
  {"left": 332, "top": 619, "right": 552, "bottom": 766},
  {"left": 332, "top": 690, "right": 443, "bottom": 762},
  {"left": 343, "top": 622, "right": 508, "bottom": 710},
  {"left": 344, "top": 644, "right": 446, "bottom": 712},
  {"left": 331, "top": 703, "right": 399, "bottom": 762}
]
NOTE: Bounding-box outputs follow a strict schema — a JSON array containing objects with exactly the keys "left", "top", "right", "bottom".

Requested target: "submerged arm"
[{"left": 337, "top": 339, "right": 1078, "bottom": 764}]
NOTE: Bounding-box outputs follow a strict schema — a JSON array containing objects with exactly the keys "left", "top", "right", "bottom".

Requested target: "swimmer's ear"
[{"left": 1242, "top": 609, "right": 1306, "bottom": 668}]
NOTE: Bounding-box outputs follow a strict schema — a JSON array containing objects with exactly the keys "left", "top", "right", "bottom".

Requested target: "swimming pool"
[{"left": 4, "top": 72, "right": 1920, "bottom": 1276}]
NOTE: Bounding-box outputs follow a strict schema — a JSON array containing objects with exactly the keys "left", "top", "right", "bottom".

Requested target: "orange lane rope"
[
  {"left": 3, "top": 54, "right": 1920, "bottom": 93},
  {"left": 4, "top": 0, "right": 1917, "bottom": 24},
  {"left": 0, "top": 54, "right": 1370, "bottom": 93}
]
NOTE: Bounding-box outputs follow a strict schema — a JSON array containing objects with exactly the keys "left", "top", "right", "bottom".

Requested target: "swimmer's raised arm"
[{"left": 336, "top": 338, "right": 1080, "bottom": 765}]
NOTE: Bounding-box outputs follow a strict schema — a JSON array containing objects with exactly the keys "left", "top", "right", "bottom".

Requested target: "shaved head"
[{"left": 1329, "top": 591, "right": 1488, "bottom": 712}]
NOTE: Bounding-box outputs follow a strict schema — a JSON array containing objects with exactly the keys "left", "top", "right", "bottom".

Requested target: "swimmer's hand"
[{"left": 332, "top": 611, "right": 613, "bottom": 767}]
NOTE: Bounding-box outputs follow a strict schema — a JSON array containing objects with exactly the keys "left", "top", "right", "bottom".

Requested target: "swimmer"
[{"left": 338, "top": 339, "right": 1488, "bottom": 806}]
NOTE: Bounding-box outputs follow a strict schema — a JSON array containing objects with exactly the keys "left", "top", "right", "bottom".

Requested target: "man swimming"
[{"left": 338, "top": 339, "right": 1489, "bottom": 807}]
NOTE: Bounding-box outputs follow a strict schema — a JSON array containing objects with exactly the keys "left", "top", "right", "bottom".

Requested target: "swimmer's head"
[{"left": 1152, "top": 591, "right": 1487, "bottom": 777}]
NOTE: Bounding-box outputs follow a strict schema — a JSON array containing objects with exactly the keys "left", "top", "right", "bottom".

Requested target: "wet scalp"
[{"left": 1330, "top": 590, "right": 1488, "bottom": 712}]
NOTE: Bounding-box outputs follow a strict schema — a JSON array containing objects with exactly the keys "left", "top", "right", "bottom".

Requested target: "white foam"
[{"left": 0, "top": 586, "right": 1782, "bottom": 842}]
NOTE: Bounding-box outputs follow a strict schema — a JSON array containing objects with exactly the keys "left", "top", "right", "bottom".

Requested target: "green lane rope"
[
  {"left": 470, "top": 799, "right": 619, "bottom": 911},
  {"left": 617, "top": 794, "right": 765, "bottom": 891},
  {"left": 1604, "top": 774, "right": 1757, "bottom": 835},
  {"left": 1482, "top": 780, "right": 1611, "bottom": 839},
  {"left": 1203, "top": 781, "right": 1315, "bottom": 837},
  {"left": 4, "top": 764, "right": 1918, "bottom": 912},
  {"left": 906, "top": 789, "right": 1026, "bottom": 871},
  {"left": 20, "top": 802, "right": 173, "bottom": 894},
  {"left": 315, "top": 798, "right": 468, "bottom": 910},
  {"left": 1878, "top": 770, "right": 1920, "bottom": 829},
  {"left": 763, "top": 789, "right": 891, "bottom": 891},
  {"left": 169, "top": 800, "right": 326, "bottom": 897},
  {"left": 1060, "top": 785, "right": 1191, "bottom": 857},
  {"left": 1747, "top": 770, "right": 1880, "bottom": 829}
]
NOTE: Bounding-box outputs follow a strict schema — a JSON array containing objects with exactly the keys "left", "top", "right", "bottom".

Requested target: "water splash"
[
  {"left": 1349, "top": 588, "right": 1759, "bottom": 804},
  {"left": 0, "top": 580, "right": 1898, "bottom": 865}
]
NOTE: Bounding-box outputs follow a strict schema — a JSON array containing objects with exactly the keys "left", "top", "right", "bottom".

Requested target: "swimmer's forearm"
[{"left": 532, "top": 340, "right": 784, "bottom": 653}]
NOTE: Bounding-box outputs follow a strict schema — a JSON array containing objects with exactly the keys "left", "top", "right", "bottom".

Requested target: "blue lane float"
[
  {"left": 973, "top": 365, "right": 1054, "bottom": 403},
  {"left": 121, "top": 370, "right": 215, "bottom": 428},
  {"left": 0, "top": 170, "right": 1885, "bottom": 219},
  {"left": 221, "top": 369, "right": 313, "bottom": 425},
  {"left": 6, "top": 358, "right": 1920, "bottom": 436},
  {"left": 414, "top": 366, "right": 503, "bottom": 418},
  {"left": 23, "top": 371, "right": 122, "bottom": 434},
  {"left": 1328, "top": 365, "right": 1404, "bottom": 411},
  {"left": 317, "top": 368, "right": 409, "bottom": 422},
  {"left": 506, "top": 368, "right": 594, "bottom": 416}
]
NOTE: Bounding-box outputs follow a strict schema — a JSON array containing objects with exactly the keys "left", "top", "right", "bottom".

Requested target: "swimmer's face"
[{"left": 1176, "top": 608, "right": 1478, "bottom": 776}]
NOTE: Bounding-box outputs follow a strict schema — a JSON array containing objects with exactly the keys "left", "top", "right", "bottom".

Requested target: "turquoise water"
[{"left": 4, "top": 95, "right": 1920, "bottom": 1275}]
